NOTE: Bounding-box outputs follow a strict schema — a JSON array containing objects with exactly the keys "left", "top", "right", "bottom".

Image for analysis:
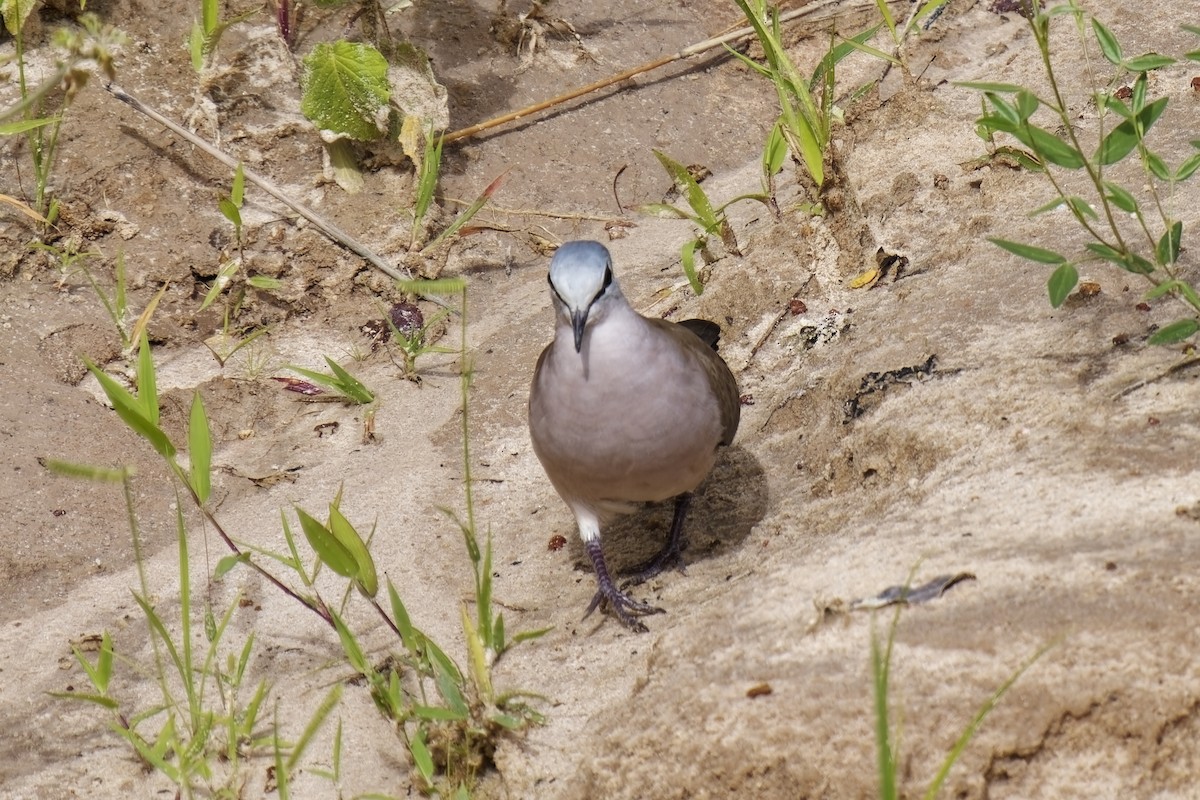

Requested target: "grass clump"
[
  {"left": 49, "top": 278, "right": 546, "bottom": 797},
  {"left": 963, "top": 1, "right": 1200, "bottom": 343}
]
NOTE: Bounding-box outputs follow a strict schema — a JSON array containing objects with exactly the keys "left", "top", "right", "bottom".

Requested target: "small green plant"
[
  {"left": 55, "top": 282, "right": 545, "bottom": 796},
  {"left": 871, "top": 587, "right": 1052, "bottom": 799},
  {"left": 730, "top": 0, "right": 891, "bottom": 206},
  {"left": 0, "top": 9, "right": 124, "bottom": 219},
  {"left": 964, "top": 2, "right": 1200, "bottom": 343},
  {"left": 188, "top": 0, "right": 258, "bottom": 73},
  {"left": 284, "top": 356, "right": 376, "bottom": 404},
  {"left": 200, "top": 163, "right": 285, "bottom": 314},
  {"left": 637, "top": 149, "right": 771, "bottom": 294},
  {"left": 32, "top": 244, "right": 165, "bottom": 353}
]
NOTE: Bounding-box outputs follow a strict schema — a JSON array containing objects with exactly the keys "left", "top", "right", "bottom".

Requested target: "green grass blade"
[
  {"left": 285, "top": 683, "right": 342, "bottom": 774},
  {"left": 188, "top": 392, "right": 212, "bottom": 504},
  {"left": 85, "top": 359, "right": 176, "bottom": 458},
  {"left": 989, "top": 238, "right": 1066, "bottom": 264}
]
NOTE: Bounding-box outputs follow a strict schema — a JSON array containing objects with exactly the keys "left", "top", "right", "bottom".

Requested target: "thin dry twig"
[
  {"left": 444, "top": 0, "right": 852, "bottom": 143},
  {"left": 105, "top": 84, "right": 408, "bottom": 282}
]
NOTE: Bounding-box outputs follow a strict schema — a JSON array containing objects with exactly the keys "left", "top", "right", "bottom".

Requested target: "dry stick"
[
  {"left": 444, "top": 0, "right": 849, "bottom": 143},
  {"left": 104, "top": 83, "right": 408, "bottom": 282}
]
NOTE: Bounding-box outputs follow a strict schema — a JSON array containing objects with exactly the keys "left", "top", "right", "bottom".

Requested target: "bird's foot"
[
  {"left": 584, "top": 539, "right": 664, "bottom": 632},
  {"left": 621, "top": 538, "right": 688, "bottom": 587},
  {"left": 583, "top": 585, "right": 664, "bottom": 633}
]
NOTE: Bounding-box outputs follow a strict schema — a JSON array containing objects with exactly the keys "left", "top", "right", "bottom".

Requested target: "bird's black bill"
[{"left": 571, "top": 309, "right": 588, "bottom": 352}]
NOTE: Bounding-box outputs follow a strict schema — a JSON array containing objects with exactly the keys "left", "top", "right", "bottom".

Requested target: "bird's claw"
[{"left": 583, "top": 586, "right": 664, "bottom": 633}]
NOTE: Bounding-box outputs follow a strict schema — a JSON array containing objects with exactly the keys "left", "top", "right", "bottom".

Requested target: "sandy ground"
[{"left": 3, "top": 0, "right": 1200, "bottom": 797}]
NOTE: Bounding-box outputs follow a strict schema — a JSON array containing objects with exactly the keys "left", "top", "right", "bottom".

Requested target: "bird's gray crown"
[{"left": 548, "top": 241, "right": 618, "bottom": 311}]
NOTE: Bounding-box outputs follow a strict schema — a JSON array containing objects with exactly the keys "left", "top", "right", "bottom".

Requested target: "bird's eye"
[{"left": 602, "top": 266, "right": 613, "bottom": 291}]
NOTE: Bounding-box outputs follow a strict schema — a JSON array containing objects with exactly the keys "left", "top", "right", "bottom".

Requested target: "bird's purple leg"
[
  {"left": 583, "top": 538, "right": 664, "bottom": 632},
  {"left": 623, "top": 492, "right": 693, "bottom": 586}
]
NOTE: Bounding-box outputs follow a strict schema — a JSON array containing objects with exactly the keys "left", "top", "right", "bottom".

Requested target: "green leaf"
[
  {"left": 1065, "top": 196, "right": 1097, "bottom": 221},
  {"left": 323, "top": 356, "right": 374, "bottom": 404},
  {"left": 680, "top": 238, "right": 705, "bottom": 295},
  {"left": 214, "top": 553, "right": 249, "bottom": 579},
  {"left": 1029, "top": 197, "right": 1066, "bottom": 216},
  {"left": 295, "top": 507, "right": 357, "bottom": 578},
  {"left": 635, "top": 202, "right": 695, "bottom": 221},
  {"left": 762, "top": 120, "right": 788, "bottom": 178},
  {"left": 1085, "top": 242, "right": 1125, "bottom": 265},
  {"left": 1157, "top": 220, "right": 1182, "bottom": 266},
  {"left": 41, "top": 459, "right": 129, "bottom": 482},
  {"left": 1103, "top": 181, "right": 1139, "bottom": 213},
  {"left": 300, "top": 41, "right": 391, "bottom": 141},
  {"left": 3, "top": 0, "right": 38, "bottom": 35},
  {"left": 410, "top": 730, "right": 435, "bottom": 784},
  {"left": 85, "top": 360, "right": 176, "bottom": 459},
  {"left": 1124, "top": 53, "right": 1175, "bottom": 72},
  {"left": 989, "top": 238, "right": 1066, "bottom": 264},
  {"left": 957, "top": 80, "right": 1026, "bottom": 93},
  {"left": 327, "top": 503, "right": 377, "bottom": 597},
  {"left": 433, "top": 655, "right": 469, "bottom": 718},
  {"left": 188, "top": 392, "right": 212, "bottom": 504},
  {"left": 1145, "top": 149, "right": 1170, "bottom": 181},
  {"left": 1019, "top": 124, "right": 1085, "bottom": 169},
  {"left": 231, "top": 162, "right": 245, "bottom": 207},
  {"left": 652, "top": 150, "right": 718, "bottom": 228},
  {"left": 136, "top": 332, "right": 159, "bottom": 425},
  {"left": 1047, "top": 263, "right": 1078, "bottom": 308},
  {"left": 218, "top": 197, "right": 241, "bottom": 227},
  {"left": 1097, "top": 119, "right": 1140, "bottom": 165},
  {"left": 1148, "top": 318, "right": 1200, "bottom": 345},
  {"left": 1014, "top": 89, "right": 1039, "bottom": 121},
  {"left": 246, "top": 275, "right": 283, "bottom": 290},
  {"left": 0, "top": 116, "right": 61, "bottom": 135},
  {"left": 1099, "top": 92, "right": 1133, "bottom": 119},
  {"left": 1091, "top": 18, "right": 1123, "bottom": 65},
  {"left": 388, "top": 579, "right": 420, "bottom": 656},
  {"left": 986, "top": 93, "right": 1021, "bottom": 128},
  {"left": 1176, "top": 153, "right": 1200, "bottom": 181}
]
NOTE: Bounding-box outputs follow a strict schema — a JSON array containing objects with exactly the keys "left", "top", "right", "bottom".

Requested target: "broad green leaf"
[
  {"left": 231, "top": 162, "right": 245, "bottom": 207},
  {"left": 432, "top": 654, "right": 469, "bottom": 718},
  {"left": 85, "top": 360, "right": 176, "bottom": 459},
  {"left": 986, "top": 93, "right": 1020, "bottom": 127},
  {"left": 188, "top": 392, "right": 212, "bottom": 504},
  {"left": 1097, "top": 119, "right": 1140, "bottom": 165},
  {"left": 246, "top": 275, "right": 283, "bottom": 290},
  {"left": 681, "top": 238, "right": 704, "bottom": 295},
  {"left": 327, "top": 503, "right": 377, "bottom": 597},
  {"left": 301, "top": 42, "right": 391, "bottom": 141},
  {"left": 136, "top": 332, "right": 159, "bottom": 425},
  {"left": 1148, "top": 318, "right": 1200, "bottom": 345},
  {"left": 2, "top": 0, "right": 37, "bottom": 35},
  {"left": 1065, "top": 196, "right": 1097, "bottom": 221},
  {"left": 989, "top": 238, "right": 1066, "bottom": 264},
  {"left": 410, "top": 730, "right": 434, "bottom": 784},
  {"left": 1103, "top": 181, "right": 1139, "bottom": 213},
  {"left": 218, "top": 198, "right": 241, "bottom": 226},
  {"left": 323, "top": 356, "right": 374, "bottom": 404},
  {"left": 1020, "top": 124, "right": 1085, "bottom": 169},
  {"left": 1124, "top": 54, "right": 1175, "bottom": 72},
  {"left": 1014, "top": 89, "right": 1039, "bottom": 121},
  {"left": 1047, "top": 263, "right": 1078, "bottom": 308},
  {"left": 652, "top": 150, "right": 717, "bottom": 227},
  {"left": 330, "top": 609, "right": 368, "bottom": 674},
  {"left": 1176, "top": 153, "right": 1200, "bottom": 181},
  {"left": 763, "top": 120, "right": 788, "bottom": 178},
  {"left": 295, "top": 507, "right": 357, "bottom": 577},
  {"left": 1145, "top": 149, "right": 1170, "bottom": 181},
  {"left": 1156, "top": 220, "right": 1182, "bottom": 266},
  {"left": 1098, "top": 92, "right": 1132, "bottom": 119},
  {"left": 1091, "top": 18, "right": 1123, "bottom": 65},
  {"left": 1085, "top": 241, "right": 1125, "bottom": 265},
  {"left": 214, "top": 553, "right": 249, "bottom": 579},
  {"left": 388, "top": 579, "right": 420, "bottom": 656}
]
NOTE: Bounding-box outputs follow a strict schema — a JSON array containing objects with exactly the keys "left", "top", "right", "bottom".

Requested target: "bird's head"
[{"left": 547, "top": 240, "right": 624, "bottom": 353}]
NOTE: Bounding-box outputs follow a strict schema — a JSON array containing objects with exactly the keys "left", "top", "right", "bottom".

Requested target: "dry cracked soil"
[{"left": 3, "top": 0, "right": 1200, "bottom": 797}]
